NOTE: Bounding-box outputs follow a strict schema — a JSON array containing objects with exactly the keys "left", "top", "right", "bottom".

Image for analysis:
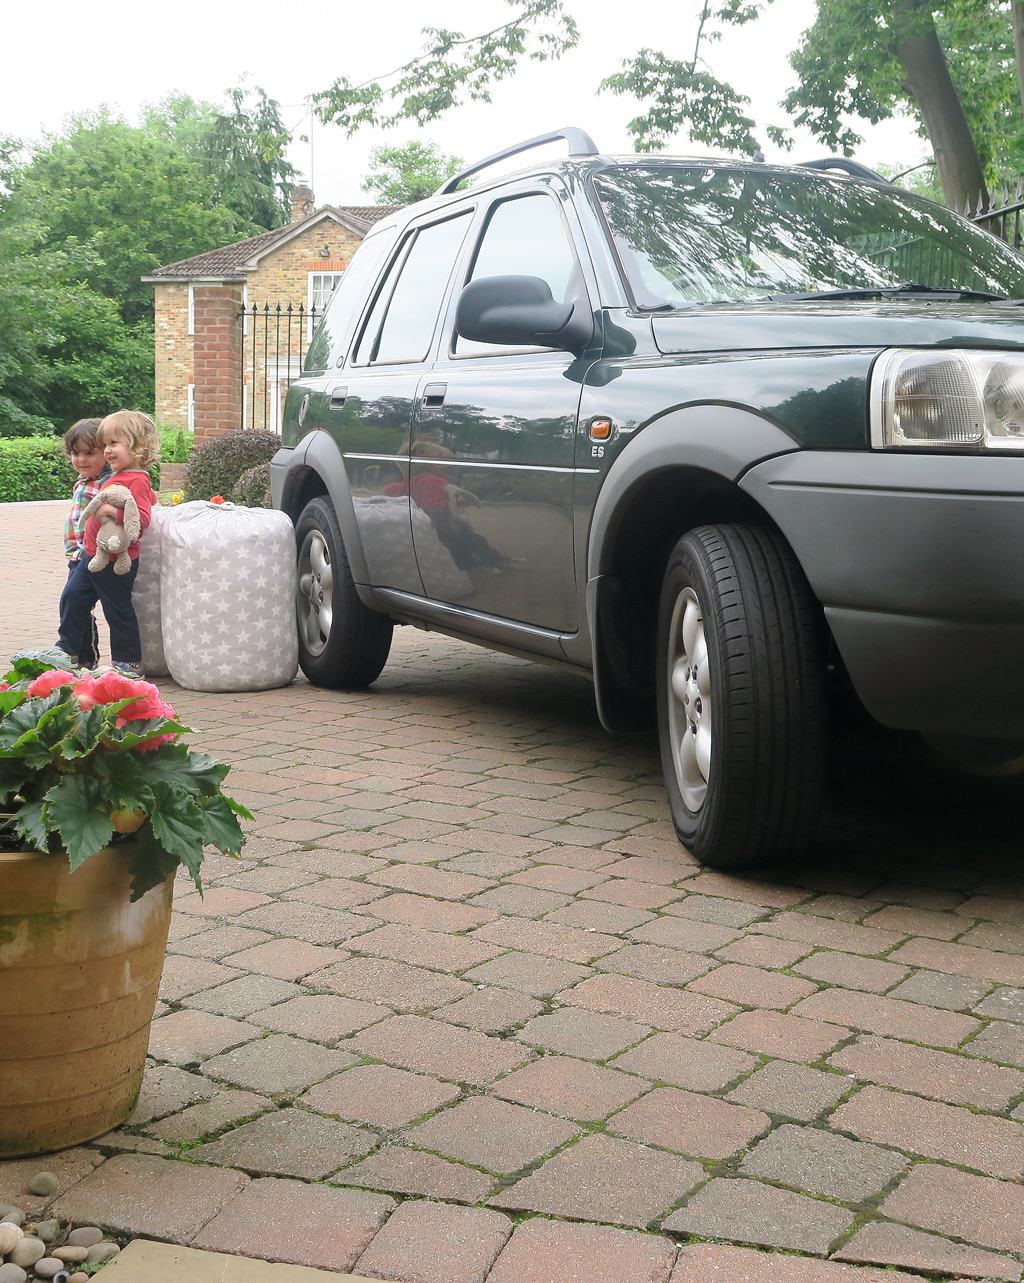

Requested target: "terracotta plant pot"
[{"left": 0, "top": 845, "right": 173, "bottom": 1157}]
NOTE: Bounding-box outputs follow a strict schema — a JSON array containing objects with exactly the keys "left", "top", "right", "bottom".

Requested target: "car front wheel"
[
  {"left": 657, "top": 523, "right": 828, "bottom": 868},
  {"left": 294, "top": 496, "right": 393, "bottom": 689}
]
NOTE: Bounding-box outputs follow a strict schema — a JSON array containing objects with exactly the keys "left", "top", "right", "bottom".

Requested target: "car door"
[
  {"left": 409, "top": 185, "right": 593, "bottom": 632},
  {"left": 317, "top": 209, "right": 474, "bottom": 594}
]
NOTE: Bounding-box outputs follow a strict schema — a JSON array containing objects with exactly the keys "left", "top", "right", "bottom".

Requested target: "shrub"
[
  {"left": 0, "top": 437, "right": 76, "bottom": 502},
  {"left": 159, "top": 426, "right": 194, "bottom": 463},
  {"left": 231, "top": 462, "right": 272, "bottom": 508},
  {"left": 184, "top": 430, "right": 279, "bottom": 501}
]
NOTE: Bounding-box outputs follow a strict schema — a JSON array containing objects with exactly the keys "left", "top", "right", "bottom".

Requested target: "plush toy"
[{"left": 80, "top": 484, "right": 141, "bottom": 575}]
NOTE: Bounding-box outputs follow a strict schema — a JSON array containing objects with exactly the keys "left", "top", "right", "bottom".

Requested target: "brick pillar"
[{"left": 193, "top": 283, "right": 243, "bottom": 443}]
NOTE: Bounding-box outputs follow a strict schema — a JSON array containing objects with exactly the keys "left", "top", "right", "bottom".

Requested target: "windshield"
[{"left": 593, "top": 164, "right": 1024, "bottom": 308}]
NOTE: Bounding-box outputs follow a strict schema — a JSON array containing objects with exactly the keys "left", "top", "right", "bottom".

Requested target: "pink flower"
[
  {"left": 27, "top": 670, "right": 77, "bottom": 697},
  {"left": 74, "top": 671, "right": 160, "bottom": 710},
  {"left": 0, "top": 682, "right": 9, "bottom": 692}
]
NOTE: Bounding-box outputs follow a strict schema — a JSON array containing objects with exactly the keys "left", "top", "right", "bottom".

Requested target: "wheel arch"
[{"left": 585, "top": 405, "right": 814, "bottom": 732}]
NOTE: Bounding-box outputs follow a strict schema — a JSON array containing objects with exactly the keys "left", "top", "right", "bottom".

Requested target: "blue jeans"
[
  {"left": 65, "top": 561, "right": 101, "bottom": 668},
  {"left": 58, "top": 558, "right": 140, "bottom": 665}
]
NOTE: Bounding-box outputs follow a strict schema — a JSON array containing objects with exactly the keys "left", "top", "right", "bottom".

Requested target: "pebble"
[
  {"left": 0, "top": 1224, "right": 21, "bottom": 1255},
  {"left": 32, "top": 1260, "right": 63, "bottom": 1280},
  {"left": 65, "top": 1227, "right": 102, "bottom": 1249},
  {"left": 68, "top": 1276, "right": 88, "bottom": 1283},
  {"left": 0, "top": 1211, "right": 23, "bottom": 1228},
  {"left": 27, "top": 1174, "right": 58, "bottom": 1197},
  {"left": 84, "top": 1243, "right": 119, "bottom": 1264},
  {"left": 9, "top": 1237, "right": 45, "bottom": 1269},
  {"left": 52, "top": 1247, "right": 88, "bottom": 1265},
  {"left": 33, "top": 1220, "right": 59, "bottom": 1244},
  {"left": 0, "top": 1264, "right": 27, "bottom": 1283}
]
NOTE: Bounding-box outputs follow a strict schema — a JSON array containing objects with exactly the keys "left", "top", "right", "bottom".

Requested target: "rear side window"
[
  {"left": 356, "top": 212, "right": 472, "bottom": 366},
  {"left": 313, "top": 227, "right": 398, "bottom": 370}
]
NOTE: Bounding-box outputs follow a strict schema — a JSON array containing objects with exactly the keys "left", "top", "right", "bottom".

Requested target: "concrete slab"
[{"left": 101, "top": 1239, "right": 361, "bottom": 1281}]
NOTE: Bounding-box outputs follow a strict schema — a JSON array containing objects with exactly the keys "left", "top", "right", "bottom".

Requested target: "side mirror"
[{"left": 455, "top": 275, "right": 593, "bottom": 354}]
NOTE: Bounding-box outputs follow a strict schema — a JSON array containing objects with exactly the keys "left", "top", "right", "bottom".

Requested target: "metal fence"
[
  {"left": 239, "top": 301, "right": 322, "bottom": 433},
  {"left": 969, "top": 183, "right": 1024, "bottom": 251}
]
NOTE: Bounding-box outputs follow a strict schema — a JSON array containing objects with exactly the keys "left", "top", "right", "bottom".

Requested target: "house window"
[
  {"left": 307, "top": 271, "right": 344, "bottom": 333},
  {"left": 187, "top": 383, "right": 195, "bottom": 430},
  {"left": 187, "top": 285, "right": 195, "bottom": 336}
]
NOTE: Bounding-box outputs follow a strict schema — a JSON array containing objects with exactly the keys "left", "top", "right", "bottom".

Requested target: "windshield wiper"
[{"left": 766, "top": 281, "right": 1007, "bottom": 303}]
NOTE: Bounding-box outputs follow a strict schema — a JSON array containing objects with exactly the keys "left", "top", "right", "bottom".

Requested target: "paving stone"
[
  {"left": 599, "top": 943, "right": 716, "bottom": 986},
  {"left": 741, "top": 1121, "right": 908, "bottom": 1201},
  {"left": 222, "top": 938, "right": 345, "bottom": 981},
  {"left": 792, "top": 989, "right": 980, "bottom": 1048},
  {"left": 127, "top": 1064, "right": 218, "bottom": 1126},
  {"left": 346, "top": 921, "right": 501, "bottom": 972},
  {"left": 563, "top": 973, "right": 735, "bottom": 1035},
  {"left": 830, "top": 1084, "right": 1024, "bottom": 1179},
  {"left": 710, "top": 1009, "right": 849, "bottom": 1063},
  {"left": 194, "top": 1177, "right": 393, "bottom": 1269},
  {"left": 517, "top": 1009, "right": 651, "bottom": 1060},
  {"left": 586, "top": 879, "right": 679, "bottom": 910},
  {"left": 409, "top": 1097, "right": 578, "bottom": 1172},
  {"left": 671, "top": 1243, "right": 928, "bottom": 1283},
  {"left": 689, "top": 962, "right": 818, "bottom": 1010},
  {"left": 974, "top": 985, "right": 1024, "bottom": 1022},
  {"left": 714, "top": 934, "right": 813, "bottom": 969},
  {"left": 862, "top": 903, "right": 965, "bottom": 939},
  {"left": 250, "top": 993, "right": 388, "bottom": 1042},
  {"left": 610, "top": 1087, "right": 769, "bottom": 1159},
  {"left": 182, "top": 974, "right": 299, "bottom": 1019},
  {"left": 307, "top": 956, "right": 471, "bottom": 1011},
  {"left": 888, "top": 969, "right": 992, "bottom": 1011},
  {"left": 159, "top": 956, "right": 242, "bottom": 1002},
  {"left": 300, "top": 1065, "right": 460, "bottom": 1129},
  {"left": 881, "top": 1163, "right": 1024, "bottom": 1253},
  {"left": 601, "top": 856, "right": 691, "bottom": 886},
  {"left": 487, "top": 1218, "right": 676, "bottom": 1283},
  {"left": 491, "top": 1054, "right": 647, "bottom": 1121},
  {"left": 471, "top": 916, "right": 621, "bottom": 963},
  {"left": 470, "top": 884, "right": 573, "bottom": 919},
  {"left": 628, "top": 915, "right": 740, "bottom": 953},
  {"left": 0, "top": 1148, "right": 104, "bottom": 1216},
  {"left": 793, "top": 952, "right": 909, "bottom": 994},
  {"left": 490, "top": 1133, "right": 703, "bottom": 1228},
  {"left": 726, "top": 1060, "right": 853, "bottom": 1121},
  {"left": 663, "top": 1177, "right": 853, "bottom": 1253},
  {"left": 346, "top": 1014, "right": 531, "bottom": 1085},
  {"left": 836, "top": 1221, "right": 1022, "bottom": 1282},
  {"left": 234, "top": 900, "right": 372, "bottom": 945},
  {"left": 175, "top": 887, "right": 272, "bottom": 917},
  {"left": 966, "top": 1020, "right": 1024, "bottom": 1067},
  {"left": 545, "top": 898, "right": 655, "bottom": 934},
  {"left": 50, "top": 1154, "right": 247, "bottom": 1243},
  {"left": 145, "top": 1090, "right": 273, "bottom": 1144},
  {"left": 201, "top": 1034, "right": 356, "bottom": 1095},
  {"left": 889, "top": 937, "right": 1024, "bottom": 987},
  {"left": 464, "top": 951, "right": 591, "bottom": 998},
  {"left": 335, "top": 1147, "right": 494, "bottom": 1204},
  {"left": 663, "top": 893, "right": 766, "bottom": 928},
  {"left": 435, "top": 987, "right": 545, "bottom": 1034},
  {"left": 190, "top": 1106, "right": 374, "bottom": 1178},
  {"left": 441, "top": 852, "right": 531, "bottom": 878},
  {"left": 757, "top": 911, "right": 903, "bottom": 956},
  {"left": 360, "top": 891, "right": 497, "bottom": 933},
  {"left": 222, "top": 864, "right": 319, "bottom": 894},
  {"left": 829, "top": 1033, "right": 1024, "bottom": 1110},
  {"left": 961, "top": 922, "right": 1024, "bottom": 953},
  {"left": 681, "top": 873, "right": 810, "bottom": 909},
  {"left": 366, "top": 864, "right": 493, "bottom": 900},
  {"left": 354, "top": 1200, "right": 512, "bottom": 1283},
  {"left": 610, "top": 1031, "right": 756, "bottom": 1091},
  {"left": 169, "top": 924, "right": 274, "bottom": 960}
]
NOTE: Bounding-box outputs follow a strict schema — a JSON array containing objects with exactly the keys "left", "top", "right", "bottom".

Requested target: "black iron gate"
[{"left": 238, "top": 301, "right": 322, "bottom": 432}]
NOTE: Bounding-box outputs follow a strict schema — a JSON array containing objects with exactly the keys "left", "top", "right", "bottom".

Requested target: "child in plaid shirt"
[{"left": 62, "top": 418, "right": 110, "bottom": 668}]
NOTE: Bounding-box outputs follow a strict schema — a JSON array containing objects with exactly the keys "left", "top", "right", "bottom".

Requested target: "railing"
[
  {"left": 968, "top": 183, "right": 1024, "bottom": 251},
  {"left": 238, "top": 301, "right": 322, "bottom": 433}
]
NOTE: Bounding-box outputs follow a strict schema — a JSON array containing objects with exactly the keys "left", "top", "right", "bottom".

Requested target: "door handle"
[
  {"left": 330, "top": 385, "right": 348, "bottom": 409},
  {"left": 421, "top": 382, "right": 447, "bottom": 409}
]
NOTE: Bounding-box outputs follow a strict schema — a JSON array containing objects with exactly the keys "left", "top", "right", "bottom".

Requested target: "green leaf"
[
  {"left": 91, "top": 752, "right": 156, "bottom": 812},
  {"left": 0, "top": 690, "right": 26, "bottom": 716},
  {"left": 58, "top": 704, "right": 108, "bottom": 759},
  {"left": 149, "top": 785, "right": 205, "bottom": 883},
  {"left": 199, "top": 792, "right": 246, "bottom": 854},
  {"left": 225, "top": 793, "right": 255, "bottom": 822},
  {"left": 0, "top": 690, "right": 66, "bottom": 757},
  {"left": 13, "top": 800, "right": 49, "bottom": 853},
  {"left": 3, "top": 656, "right": 51, "bottom": 683},
  {"left": 137, "top": 743, "right": 225, "bottom": 795},
  {"left": 104, "top": 716, "right": 192, "bottom": 749},
  {"left": 0, "top": 759, "right": 29, "bottom": 805},
  {"left": 126, "top": 823, "right": 184, "bottom": 900},
  {"left": 44, "top": 774, "right": 114, "bottom": 870}
]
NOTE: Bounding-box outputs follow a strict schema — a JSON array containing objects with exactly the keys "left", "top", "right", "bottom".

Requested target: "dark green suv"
[{"left": 272, "top": 127, "right": 1024, "bottom": 870}]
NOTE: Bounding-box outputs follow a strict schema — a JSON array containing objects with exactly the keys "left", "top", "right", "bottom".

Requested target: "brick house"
[{"left": 143, "top": 186, "right": 397, "bottom": 440}]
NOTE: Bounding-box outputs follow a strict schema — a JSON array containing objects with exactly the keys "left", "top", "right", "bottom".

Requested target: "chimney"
[{"left": 290, "top": 184, "right": 314, "bottom": 223}]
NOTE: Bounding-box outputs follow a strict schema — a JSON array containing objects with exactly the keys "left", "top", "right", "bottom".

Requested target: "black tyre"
[
  {"left": 656, "top": 523, "right": 828, "bottom": 868},
  {"left": 294, "top": 496, "right": 393, "bottom": 689}
]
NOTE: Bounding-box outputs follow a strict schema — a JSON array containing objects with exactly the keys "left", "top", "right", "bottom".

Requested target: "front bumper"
[{"left": 740, "top": 452, "right": 1024, "bottom": 740}]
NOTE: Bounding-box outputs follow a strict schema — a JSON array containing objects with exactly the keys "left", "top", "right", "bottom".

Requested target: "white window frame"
[
  {"left": 186, "top": 383, "right": 195, "bottom": 430},
  {"left": 187, "top": 284, "right": 195, "bottom": 336},
  {"left": 307, "top": 270, "right": 344, "bottom": 337}
]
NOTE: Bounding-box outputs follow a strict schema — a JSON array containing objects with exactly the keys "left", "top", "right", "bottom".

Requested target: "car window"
[
  {"left": 455, "top": 193, "right": 577, "bottom": 355},
  {"left": 308, "top": 227, "right": 399, "bottom": 371},
  {"left": 357, "top": 212, "right": 472, "bottom": 366}
]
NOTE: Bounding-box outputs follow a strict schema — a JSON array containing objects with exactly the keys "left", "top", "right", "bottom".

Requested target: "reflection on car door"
[{"left": 409, "top": 190, "right": 590, "bottom": 633}]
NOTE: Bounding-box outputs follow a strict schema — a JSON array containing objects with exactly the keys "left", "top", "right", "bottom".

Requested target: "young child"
[
  {"left": 51, "top": 410, "right": 158, "bottom": 677},
  {"left": 62, "top": 418, "right": 111, "bottom": 668}
]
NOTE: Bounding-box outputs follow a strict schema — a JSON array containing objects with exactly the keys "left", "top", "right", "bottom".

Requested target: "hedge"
[
  {"left": 184, "top": 430, "right": 279, "bottom": 501},
  {"left": 0, "top": 438, "right": 78, "bottom": 503}
]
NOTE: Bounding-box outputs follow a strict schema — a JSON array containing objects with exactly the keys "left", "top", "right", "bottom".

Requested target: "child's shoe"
[{"left": 111, "top": 660, "right": 146, "bottom": 680}]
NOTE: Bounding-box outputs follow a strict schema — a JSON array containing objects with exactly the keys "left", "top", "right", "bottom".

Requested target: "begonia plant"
[{"left": 0, "top": 657, "right": 250, "bottom": 897}]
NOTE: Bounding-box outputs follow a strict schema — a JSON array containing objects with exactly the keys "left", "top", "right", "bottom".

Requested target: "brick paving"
[{"left": 4, "top": 499, "right": 1024, "bottom": 1280}]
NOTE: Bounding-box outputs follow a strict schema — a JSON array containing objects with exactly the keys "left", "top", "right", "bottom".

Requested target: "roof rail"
[
  {"left": 798, "top": 156, "right": 892, "bottom": 185},
  {"left": 437, "top": 127, "right": 600, "bottom": 195}
]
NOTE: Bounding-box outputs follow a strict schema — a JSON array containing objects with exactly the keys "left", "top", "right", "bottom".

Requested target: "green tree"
[{"left": 362, "top": 140, "right": 464, "bottom": 204}]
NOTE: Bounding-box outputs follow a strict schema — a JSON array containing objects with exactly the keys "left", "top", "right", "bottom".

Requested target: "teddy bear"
[{"left": 80, "top": 484, "right": 142, "bottom": 575}]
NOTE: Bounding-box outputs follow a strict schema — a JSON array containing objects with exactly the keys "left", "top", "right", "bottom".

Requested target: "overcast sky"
[{"left": 3, "top": 0, "right": 925, "bottom": 205}]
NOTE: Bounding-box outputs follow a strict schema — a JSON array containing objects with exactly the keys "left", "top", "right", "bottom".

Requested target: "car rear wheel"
[
  {"left": 656, "top": 523, "right": 828, "bottom": 868},
  {"left": 295, "top": 496, "right": 393, "bottom": 689}
]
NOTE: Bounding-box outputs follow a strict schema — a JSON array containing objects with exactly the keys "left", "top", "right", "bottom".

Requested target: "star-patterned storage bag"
[
  {"left": 134, "top": 503, "right": 169, "bottom": 677},
  {"left": 161, "top": 500, "right": 299, "bottom": 692}
]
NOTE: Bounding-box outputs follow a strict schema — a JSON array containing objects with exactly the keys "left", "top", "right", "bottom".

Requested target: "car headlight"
[{"left": 870, "top": 349, "right": 1024, "bottom": 451}]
